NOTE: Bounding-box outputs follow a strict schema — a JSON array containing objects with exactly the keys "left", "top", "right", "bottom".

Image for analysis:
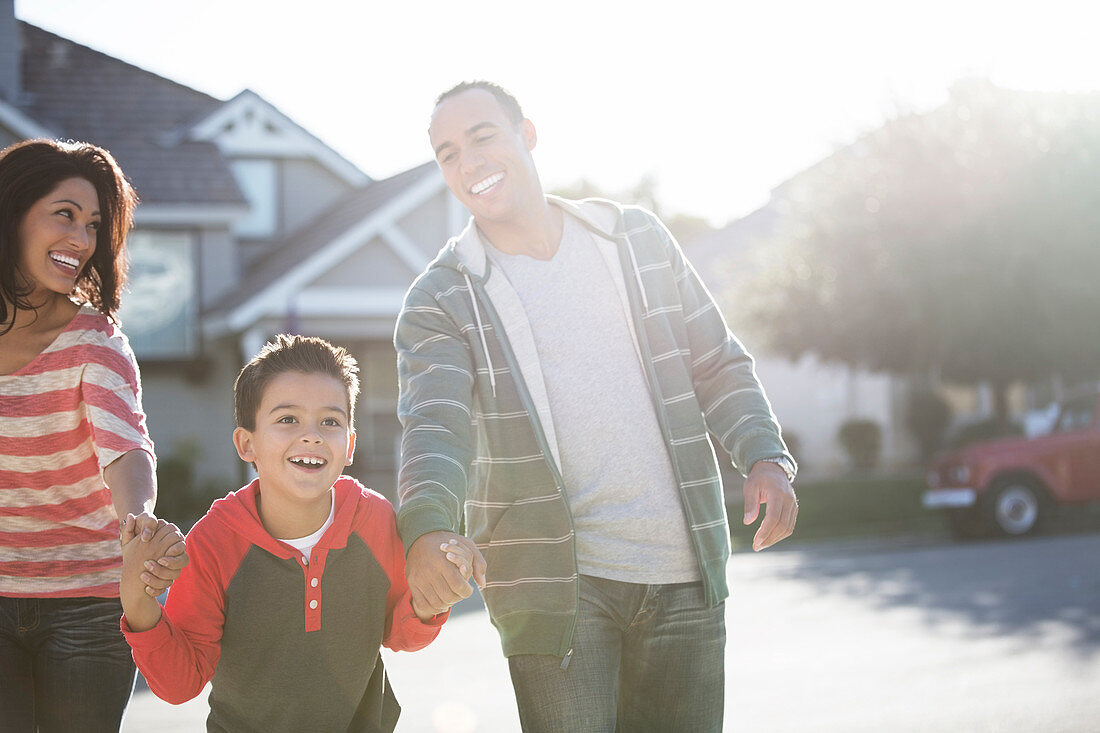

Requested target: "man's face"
[{"left": 429, "top": 88, "right": 540, "bottom": 224}]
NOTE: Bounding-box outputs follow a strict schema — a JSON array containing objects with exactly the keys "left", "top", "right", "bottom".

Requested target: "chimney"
[{"left": 0, "top": 0, "right": 20, "bottom": 103}]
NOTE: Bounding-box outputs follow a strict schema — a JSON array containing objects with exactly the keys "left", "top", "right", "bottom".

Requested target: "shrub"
[
  {"left": 904, "top": 388, "right": 953, "bottom": 463},
  {"left": 837, "top": 418, "right": 882, "bottom": 470}
]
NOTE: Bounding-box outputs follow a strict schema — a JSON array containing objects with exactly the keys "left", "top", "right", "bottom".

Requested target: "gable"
[{"left": 187, "top": 90, "right": 368, "bottom": 187}]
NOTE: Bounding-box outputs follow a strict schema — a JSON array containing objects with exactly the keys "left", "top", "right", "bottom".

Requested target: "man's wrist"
[{"left": 754, "top": 456, "right": 796, "bottom": 483}]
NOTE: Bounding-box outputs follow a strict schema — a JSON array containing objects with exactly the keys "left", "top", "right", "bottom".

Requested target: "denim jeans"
[
  {"left": 0, "top": 596, "right": 137, "bottom": 733},
  {"left": 508, "top": 575, "right": 726, "bottom": 732}
]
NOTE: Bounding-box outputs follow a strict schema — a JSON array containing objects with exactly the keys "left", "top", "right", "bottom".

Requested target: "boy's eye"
[
  {"left": 321, "top": 418, "right": 341, "bottom": 427},
  {"left": 475, "top": 134, "right": 494, "bottom": 143},
  {"left": 277, "top": 416, "right": 297, "bottom": 424}
]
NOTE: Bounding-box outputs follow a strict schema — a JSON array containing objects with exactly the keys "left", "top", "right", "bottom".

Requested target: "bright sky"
[{"left": 15, "top": 0, "right": 1098, "bottom": 226}]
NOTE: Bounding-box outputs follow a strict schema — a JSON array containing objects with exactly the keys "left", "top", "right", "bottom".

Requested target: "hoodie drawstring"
[{"left": 464, "top": 273, "right": 497, "bottom": 397}]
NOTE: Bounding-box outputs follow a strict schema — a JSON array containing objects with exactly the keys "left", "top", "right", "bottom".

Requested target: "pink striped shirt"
[{"left": 0, "top": 305, "right": 154, "bottom": 598}]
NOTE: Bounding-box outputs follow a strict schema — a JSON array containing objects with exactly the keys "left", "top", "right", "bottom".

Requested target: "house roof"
[
  {"left": 204, "top": 160, "right": 444, "bottom": 333},
  {"left": 16, "top": 22, "right": 246, "bottom": 206}
]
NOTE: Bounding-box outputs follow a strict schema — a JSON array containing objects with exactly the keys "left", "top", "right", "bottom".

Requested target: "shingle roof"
[
  {"left": 206, "top": 160, "right": 441, "bottom": 317},
  {"left": 16, "top": 22, "right": 246, "bottom": 206}
]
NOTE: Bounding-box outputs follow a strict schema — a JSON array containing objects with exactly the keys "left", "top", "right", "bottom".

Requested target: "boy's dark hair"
[
  {"left": 435, "top": 80, "right": 524, "bottom": 127},
  {"left": 0, "top": 138, "right": 138, "bottom": 335},
  {"left": 234, "top": 334, "right": 360, "bottom": 431}
]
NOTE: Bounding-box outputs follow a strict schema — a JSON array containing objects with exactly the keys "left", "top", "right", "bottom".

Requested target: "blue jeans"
[
  {"left": 508, "top": 575, "right": 726, "bottom": 732},
  {"left": 0, "top": 596, "right": 137, "bottom": 733}
]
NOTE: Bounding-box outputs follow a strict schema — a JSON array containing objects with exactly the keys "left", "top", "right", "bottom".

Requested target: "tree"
[{"left": 746, "top": 80, "right": 1100, "bottom": 419}]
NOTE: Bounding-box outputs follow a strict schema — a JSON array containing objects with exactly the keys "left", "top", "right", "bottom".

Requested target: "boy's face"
[{"left": 232, "top": 371, "right": 355, "bottom": 508}]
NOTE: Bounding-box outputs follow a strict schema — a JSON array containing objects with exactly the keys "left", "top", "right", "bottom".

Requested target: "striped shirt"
[{"left": 0, "top": 305, "right": 154, "bottom": 598}]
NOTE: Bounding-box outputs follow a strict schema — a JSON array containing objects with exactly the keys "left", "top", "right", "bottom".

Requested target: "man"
[{"left": 395, "top": 80, "right": 797, "bottom": 732}]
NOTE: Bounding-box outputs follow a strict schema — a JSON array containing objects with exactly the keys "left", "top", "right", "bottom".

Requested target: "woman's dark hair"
[{"left": 0, "top": 138, "right": 138, "bottom": 333}]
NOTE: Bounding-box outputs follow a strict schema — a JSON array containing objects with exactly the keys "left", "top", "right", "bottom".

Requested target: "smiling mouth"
[
  {"left": 470, "top": 172, "right": 504, "bottom": 195},
  {"left": 50, "top": 252, "right": 81, "bottom": 275},
  {"left": 289, "top": 456, "right": 327, "bottom": 469}
]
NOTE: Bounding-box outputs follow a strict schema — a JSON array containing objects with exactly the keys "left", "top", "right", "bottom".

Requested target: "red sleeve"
[
  {"left": 121, "top": 517, "right": 236, "bottom": 704},
  {"left": 356, "top": 492, "right": 448, "bottom": 652}
]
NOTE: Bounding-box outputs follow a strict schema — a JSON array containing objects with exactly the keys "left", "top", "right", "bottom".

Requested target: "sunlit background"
[
  {"left": 5, "top": 2, "right": 1099, "bottom": 731},
  {"left": 18, "top": 0, "right": 1100, "bottom": 224}
]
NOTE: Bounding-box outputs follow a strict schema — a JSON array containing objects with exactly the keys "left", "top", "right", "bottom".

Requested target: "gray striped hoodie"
[{"left": 394, "top": 196, "right": 793, "bottom": 659}]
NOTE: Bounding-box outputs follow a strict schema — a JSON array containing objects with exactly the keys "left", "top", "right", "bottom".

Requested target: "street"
[{"left": 124, "top": 531, "right": 1100, "bottom": 732}]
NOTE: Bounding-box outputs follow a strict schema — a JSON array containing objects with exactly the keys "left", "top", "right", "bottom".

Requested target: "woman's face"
[{"left": 16, "top": 177, "right": 100, "bottom": 303}]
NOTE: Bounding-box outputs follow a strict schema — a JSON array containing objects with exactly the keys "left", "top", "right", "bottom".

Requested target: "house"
[
  {"left": 685, "top": 207, "right": 910, "bottom": 474},
  {"left": 1, "top": 4, "right": 459, "bottom": 504}
]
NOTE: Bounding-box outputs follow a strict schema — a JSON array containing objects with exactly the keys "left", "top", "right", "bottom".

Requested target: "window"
[
  {"left": 230, "top": 159, "right": 277, "bottom": 237},
  {"left": 117, "top": 231, "right": 197, "bottom": 359}
]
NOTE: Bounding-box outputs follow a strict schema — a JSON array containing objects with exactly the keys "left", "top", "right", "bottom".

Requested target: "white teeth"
[
  {"left": 470, "top": 173, "right": 503, "bottom": 195},
  {"left": 51, "top": 253, "right": 79, "bottom": 269},
  {"left": 291, "top": 456, "right": 325, "bottom": 466}
]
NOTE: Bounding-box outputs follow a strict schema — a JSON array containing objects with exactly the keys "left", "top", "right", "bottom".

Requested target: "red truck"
[{"left": 922, "top": 388, "right": 1100, "bottom": 537}]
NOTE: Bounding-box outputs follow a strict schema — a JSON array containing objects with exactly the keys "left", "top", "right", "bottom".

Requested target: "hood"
[
  {"left": 201, "top": 475, "right": 367, "bottom": 558},
  {"left": 434, "top": 195, "right": 628, "bottom": 279}
]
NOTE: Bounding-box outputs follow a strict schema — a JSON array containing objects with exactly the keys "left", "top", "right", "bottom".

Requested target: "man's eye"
[{"left": 475, "top": 134, "right": 494, "bottom": 143}]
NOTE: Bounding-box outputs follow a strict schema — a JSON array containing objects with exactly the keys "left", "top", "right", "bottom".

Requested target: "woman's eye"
[
  {"left": 55, "top": 208, "right": 73, "bottom": 220},
  {"left": 88, "top": 221, "right": 100, "bottom": 231}
]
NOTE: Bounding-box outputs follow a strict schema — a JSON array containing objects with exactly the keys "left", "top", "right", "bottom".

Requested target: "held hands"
[
  {"left": 119, "top": 513, "right": 188, "bottom": 596},
  {"left": 119, "top": 515, "right": 188, "bottom": 632},
  {"left": 407, "top": 530, "right": 486, "bottom": 621},
  {"left": 742, "top": 461, "right": 798, "bottom": 551}
]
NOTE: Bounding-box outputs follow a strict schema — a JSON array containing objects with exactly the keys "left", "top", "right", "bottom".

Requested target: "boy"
[{"left": 120, "top": 335, "right": 471, "bottom": 732}]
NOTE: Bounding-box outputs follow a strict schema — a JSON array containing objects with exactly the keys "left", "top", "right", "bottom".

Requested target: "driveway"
[{"left": 124, "top": 531, "right": 1100, "bottom": 732}]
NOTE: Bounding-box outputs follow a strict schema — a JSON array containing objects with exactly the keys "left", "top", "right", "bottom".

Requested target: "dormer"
[{"left": 183, "top": 90, "right": 370, "bottom": 251}]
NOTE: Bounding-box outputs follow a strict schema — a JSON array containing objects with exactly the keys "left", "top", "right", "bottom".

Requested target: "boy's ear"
[
  {"left": 233, "top": 427, "right": 256, "bottom": 463},
  {"left": 344, "top": 431, "right": 356, "bottom": 467}
]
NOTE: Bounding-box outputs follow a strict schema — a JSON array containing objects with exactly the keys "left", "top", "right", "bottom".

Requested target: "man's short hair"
[
  {"left": 435, "top": 80, "right": 524, "bottom": 126},
  {"left": 234, "top": 334, "right": 360, "bottom": 431}
]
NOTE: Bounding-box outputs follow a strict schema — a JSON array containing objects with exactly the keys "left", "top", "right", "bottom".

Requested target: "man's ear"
[
  {"left": 233, "top": 427, "right": 256, "bottom": 463},
  {"left": 521, "top": 119, "right": 537, "bottom": 151},
  {"left": 344, "top": 431, "right": 356, "bottom": 467}
]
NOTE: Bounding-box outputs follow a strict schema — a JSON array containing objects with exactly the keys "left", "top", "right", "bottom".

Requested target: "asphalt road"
[{"left": 124, "top": 530, "right": 1100, "bottom": 732}]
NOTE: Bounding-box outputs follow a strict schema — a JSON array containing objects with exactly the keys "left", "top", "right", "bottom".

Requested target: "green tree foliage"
[{"left": 748, "top": 80, "right": 1100, "bottom": 418}]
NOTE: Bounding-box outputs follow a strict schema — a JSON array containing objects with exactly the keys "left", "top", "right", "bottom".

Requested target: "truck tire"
[{"left": 984, "top": 478, "right": 1045, "bottom": 536}]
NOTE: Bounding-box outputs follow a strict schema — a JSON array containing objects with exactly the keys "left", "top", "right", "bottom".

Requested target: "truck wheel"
[{"left": 985, "top": 479, "right": 1044, "bottom": 536}]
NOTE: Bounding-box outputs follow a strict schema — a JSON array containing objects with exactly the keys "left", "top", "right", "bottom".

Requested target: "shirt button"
[
  {"left": 309, "top": 600, "right": 318, "bottom": 610},
  {"left": 310, "top": 578, "right": 318, "bottom": 588}
]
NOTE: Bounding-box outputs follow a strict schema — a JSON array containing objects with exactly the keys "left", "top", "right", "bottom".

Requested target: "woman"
[{"left": 0, "top": 139, "right": 184, "bottom": 732}]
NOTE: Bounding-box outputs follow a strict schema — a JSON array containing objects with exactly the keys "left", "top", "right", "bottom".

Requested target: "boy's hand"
[
  {"left": 120, "top": 513, "right": 188, "bottom": 595},
  {"left": 440, "top": 538, "right": 478, "bottom": 583},
  {"left": 121, "top": 519, "right": 187, "bottom": 632}
]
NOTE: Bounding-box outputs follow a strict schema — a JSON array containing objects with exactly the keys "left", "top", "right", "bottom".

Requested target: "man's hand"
[
  {"left": 406, "top": 530, "right": 487, "bottom": 617},
  {"left": 742, "top": 461, "right": 798, "bottom": 551}
]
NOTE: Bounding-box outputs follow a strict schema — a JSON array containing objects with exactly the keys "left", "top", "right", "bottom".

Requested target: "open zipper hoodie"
[{"left": 395, "top": 196, "right": 793, "bottom": 660}]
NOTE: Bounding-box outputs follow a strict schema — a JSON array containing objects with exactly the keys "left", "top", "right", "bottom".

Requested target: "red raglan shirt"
[{"left": 122, "top": 476, "right": 444, "bottom": 731}]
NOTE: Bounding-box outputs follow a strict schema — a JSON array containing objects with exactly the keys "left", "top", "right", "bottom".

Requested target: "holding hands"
[
  {"left": 407, "top": 530, "right": 486, "bottom": 621},
  {"left": 119, "top": 514, "right": 188, "bottom": 632}
]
